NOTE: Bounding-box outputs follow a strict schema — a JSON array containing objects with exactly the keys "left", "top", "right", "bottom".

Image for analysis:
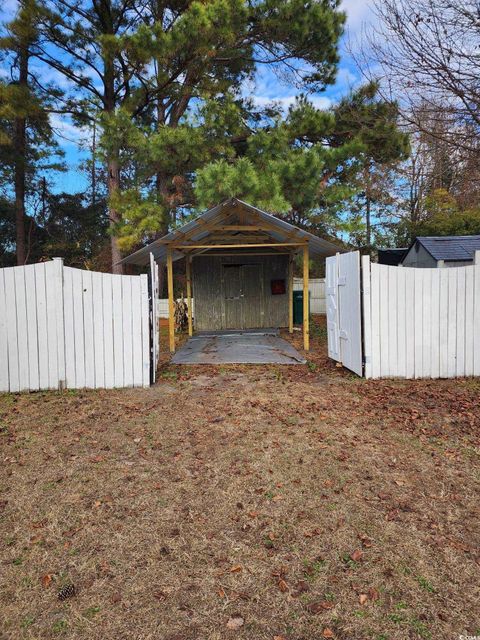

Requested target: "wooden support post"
[
  {"left": 167, "top": 248, "right": 175, "bottom": 353},
  {"left": 288, "top": 253, "right": 294, "bottom": 333},
  {"left": 303, "top": 244, "right": 309, "bottom": 351},
  {"left": 186, "top": 255, "right": 193, "bottom": 337}
]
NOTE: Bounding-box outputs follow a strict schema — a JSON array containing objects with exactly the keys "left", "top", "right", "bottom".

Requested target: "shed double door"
[{"left": 223, "top": 263, "right": 263, "bottom": 329}]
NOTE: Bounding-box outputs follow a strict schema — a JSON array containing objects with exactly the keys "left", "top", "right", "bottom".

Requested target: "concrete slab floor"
[{"left": 171, "top": 331, "right": 307, "bottom": 365}]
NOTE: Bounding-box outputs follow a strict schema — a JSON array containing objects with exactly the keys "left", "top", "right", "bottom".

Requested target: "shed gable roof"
[
  {"left": 415, "top": 236, "right": 480, "bottom": 262},
  {"left": 121, "top": 198, "right": 343, "bottom": 265}
]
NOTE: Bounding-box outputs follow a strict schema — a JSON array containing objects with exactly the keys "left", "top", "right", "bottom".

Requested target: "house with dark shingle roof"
[
  {"left": 378, "top": 248, "right": 408, "bottom": 266},
  {"left": 401, "top": 235, "right": 480, "bottom": 268}
]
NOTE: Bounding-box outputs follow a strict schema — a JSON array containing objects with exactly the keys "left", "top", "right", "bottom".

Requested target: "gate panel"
[
  {"left": 326, "top": 255, "right": 340, "bottom": 361},
  {"left": 0, "top": 260, "right": 150, "bottom": 392},
  {"left": 338, "top": 251, "right": 363, "bottom": 376},
  {"left": 326, "top": 252, "right": 363, "bottom": 376}
]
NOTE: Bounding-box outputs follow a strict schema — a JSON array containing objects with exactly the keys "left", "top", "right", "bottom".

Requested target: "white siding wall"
[
  {"left": 362, "top": 259, "right": 480, "bottom": 379},
  {"left": 0, "top": 260, "right": 150, "bottom": 392}
]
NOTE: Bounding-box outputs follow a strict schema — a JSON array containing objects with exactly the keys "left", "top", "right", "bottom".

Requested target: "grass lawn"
[{"left": 1, "top": 318, "right": 479, "bottom": 639}]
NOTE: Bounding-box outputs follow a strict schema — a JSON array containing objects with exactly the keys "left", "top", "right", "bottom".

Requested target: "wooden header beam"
[{"left": 174, "top": 242, "right": 308, "bottom": 250}]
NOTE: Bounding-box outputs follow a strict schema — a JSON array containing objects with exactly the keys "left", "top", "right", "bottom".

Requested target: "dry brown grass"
[{"left": 1, "top": 318, "right": 480, "bottom": 640}]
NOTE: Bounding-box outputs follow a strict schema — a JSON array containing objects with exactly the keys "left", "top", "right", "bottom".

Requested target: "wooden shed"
[{"left": 122, "top": 198, "right": 341, "bottom": 353}]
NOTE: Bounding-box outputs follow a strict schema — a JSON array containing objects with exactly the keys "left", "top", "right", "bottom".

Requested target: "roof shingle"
[{"left": 416, "top": 236, "right": 480, "bottom": 262}]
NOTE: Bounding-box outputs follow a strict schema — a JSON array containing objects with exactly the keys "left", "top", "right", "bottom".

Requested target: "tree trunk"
[
  {"left": 156, "top": 171, "right": 170, "bottom": 296},
  {"left": 108, "top": 155, "right": 123, "bottom": 273},
  {"left": 14, "top": 45, "right": 28, "bottom": 265},
  {"left": 104, "top": 46, "right": 123, "bottom": 274},
  {"left": 155, "top": 95, "right": 170, "bottom": 295},
  {"left": 91, "top": 120, "right": 96, "bottom": 207},
  {"left": 365, "top": 195, "right": 371, "bottom": 249}
]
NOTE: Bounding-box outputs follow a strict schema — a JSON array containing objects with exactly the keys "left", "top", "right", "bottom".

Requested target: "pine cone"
[{"left": 58, "top": 583, "right": 76, "bottom": 601}]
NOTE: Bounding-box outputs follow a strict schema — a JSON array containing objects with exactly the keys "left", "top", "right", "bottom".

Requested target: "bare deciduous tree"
[{"left": 368, "top": 0, "right": 480, "bottom": 153}]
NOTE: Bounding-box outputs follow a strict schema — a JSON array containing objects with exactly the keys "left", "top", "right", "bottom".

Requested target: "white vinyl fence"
[
  {"left": 0, "top": 259, "right": 150, "bottom": 393},
  {"left": 362, "top": 257, "right": 480, "bottom": 379},
  {"left": 293, "top": 278, "right": 325, "bottom": 314}
]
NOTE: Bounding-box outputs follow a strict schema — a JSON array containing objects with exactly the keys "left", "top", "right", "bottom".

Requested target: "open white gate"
[{"left": 326, "top": 251, "right": 363, "bottom": 376}]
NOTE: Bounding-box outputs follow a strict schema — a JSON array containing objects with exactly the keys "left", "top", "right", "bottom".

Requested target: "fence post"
[
  {"left": 361, "top": 255, "right": 372, "bottom": 379},
  {"left": 474, "top": 250, "right": 480, "bottom": 265},
  {"left": 52, "top": 257, "right": 66, "bottom": 390}
]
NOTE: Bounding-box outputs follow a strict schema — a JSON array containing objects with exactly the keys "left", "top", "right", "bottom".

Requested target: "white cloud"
[
  {"left": 251, "top": 94, "right": 331, "bottom": 111},
  {"left": 49, "top": 114, "right": 88, "bottom": 146},
  {"left": 340, "top": 0, "right": 376, "bottom": 35}
]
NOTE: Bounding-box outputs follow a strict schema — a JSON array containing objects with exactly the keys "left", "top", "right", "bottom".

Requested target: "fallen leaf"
[
  {"left": 41, "top": 574, "right": 52, "bottom": 588},
  {"left": 308, "top": 601, "right": 333, "bottom": 613},
  {"left": 226, "top": 615, "right": 244, "bottom": 630},
  {"left": 218, "top": 588, "right": 226, "bottom": 598},
  {"left": 386, "top": 509, "right": 399, "bottom": 521},
  {"left": 359, "top": 593, "right": 368, "bottom": 605},
  {"left": 32, "top": 519, "right": 47, "bottom": 529},
  {"left": 278, "top": 579, "right": 288, "bottom": 593},
  {"left": 368, "top": 587, "right": 379, "bottom": 601},
  {"left": 272, "top": 495, "right": 283, "bottom": 502},
  {"left": 230, "top": 565, "right": 243, "bottom": 573},
  {"left": 358, "top": 534, "right": 372, "bottom": 548},
  {"left": 292, "top": 580, "right": 309, "bottom": 597},
  {"left": 350, "top": 549, "right": 363, "bottom": 562},
  {"left": 273, "top": 636, "right": 287, "bottom": 640},
  {"left": 323, "top": 628, "right": 334, "bottom": 638}
]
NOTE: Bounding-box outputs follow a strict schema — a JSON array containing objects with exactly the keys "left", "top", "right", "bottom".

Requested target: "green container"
[{"left": 293, "top": 290, "right": 310, "bottom": 324}]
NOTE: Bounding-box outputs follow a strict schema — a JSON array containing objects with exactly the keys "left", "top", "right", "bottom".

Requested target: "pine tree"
[
  {"left": 195, "top": 84, "right": 409, "bottom": 243},
  {"left": 41, "top": 0, "right": 345, "bottom": 261},
  {"left": 0, "top": 0, "right": 61, "bottom": 264}
]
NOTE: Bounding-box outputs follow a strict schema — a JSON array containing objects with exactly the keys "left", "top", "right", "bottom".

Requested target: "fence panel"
[
  {"left": 0, "top": 269, "right": 8, "bottom": 391},
  {"left": 363, "top": 262, "right": 480, "bottom": 379},
  {"left": 293, "top": 277, "right": 326, "bottom": 314},
  {"left": 24, "top": 265, "right": 40, "bottom": 391},
  {"left": 0, "top": 260, "right": 150, "bottom": 392}
]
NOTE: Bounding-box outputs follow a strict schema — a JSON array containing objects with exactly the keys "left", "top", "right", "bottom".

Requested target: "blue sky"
[{"left": 1, "top": 0, "right": 375, "bottom": 195}]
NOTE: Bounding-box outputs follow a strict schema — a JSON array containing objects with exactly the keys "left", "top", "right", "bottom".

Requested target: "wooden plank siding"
[
  {"left": 0, "top": 261, "right": 150, "bottom": 392},
  {"left": 363, "top": 262, "right": 480, "bottom": 379},
  {"left": 192, "top": 254, "right": 289, "bottom": 331}
]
